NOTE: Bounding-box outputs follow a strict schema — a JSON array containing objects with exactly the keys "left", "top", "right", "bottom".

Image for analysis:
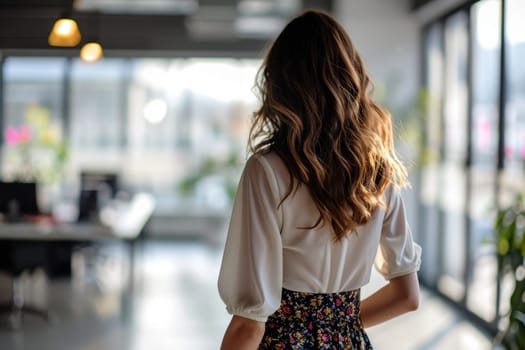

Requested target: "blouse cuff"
[
  {"left": 226, "top": 307, "right": 269, "bottom": 323},
  {"left": 376, "top": 243, "right": 422, "bottom": 280}
]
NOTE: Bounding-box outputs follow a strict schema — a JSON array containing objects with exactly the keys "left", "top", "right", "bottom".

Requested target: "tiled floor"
[{"left": 0, "top": 240, "right": 494, "bottom": 350}]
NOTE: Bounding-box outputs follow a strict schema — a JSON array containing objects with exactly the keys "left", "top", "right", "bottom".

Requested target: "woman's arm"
[
  {"left": 220, "top": 315, "right": 266, "bottom": 350},
  {"left": 360, "top": 272, "right": 420, "bottom": 328}
]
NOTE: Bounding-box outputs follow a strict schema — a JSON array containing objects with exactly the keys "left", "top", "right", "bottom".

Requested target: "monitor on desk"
[
  {"left": 77, "top": 172, "right": 119, "bottom": 222},
  {"left": 0, "top": 181, "right": 40, "bottom": 220}
]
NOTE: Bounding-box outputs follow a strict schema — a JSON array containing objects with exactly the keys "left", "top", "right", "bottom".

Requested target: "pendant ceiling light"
[
  {"left": 80, "top": 42, "right": 103, "bottom": 63},
  {"left": 80, "top": 12, "right": 103, "bottom": 63},
  {"left": 48, "top": 17, "right": 82, "bottom": 47}
]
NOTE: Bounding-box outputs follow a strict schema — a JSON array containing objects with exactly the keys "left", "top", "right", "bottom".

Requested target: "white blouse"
[{"left": 218, "top": 152, "right": 421, "bottom": 322}]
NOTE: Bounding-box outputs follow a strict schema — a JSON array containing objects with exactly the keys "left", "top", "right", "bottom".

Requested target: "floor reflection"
[{"left": 0, "top": 239, "right": 492, "bottom": 350}]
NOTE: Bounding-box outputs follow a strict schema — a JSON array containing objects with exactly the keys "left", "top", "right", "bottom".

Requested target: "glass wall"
[
  {"left": 438, "top": 11, "right": 469, "bottom": 302},
  {"left": 122, "top": 58, "right": 257, "bottom": 214},
  {"left": 420, "top": 23, "right": 443, "bottom": 287},
  {"left": 467, "top": 0, "right": 501, "bottom": 322},
  {"left": 421, "top": 0, "right": 525, "bottom": 329},
  {"left": 499, "top": 0, "right": 525, "bottom": 326},
  {"left": 1, "top": 57, "right": 260, "bottom": 216},
  {"left": 2, "top": 58, "right": 67, "bottom": 183},
  {"left": 70, "top": 58, "right": 126, "bottom": 152},
  {"left": 503, "top": 0, "right": 525, "bottom": 198}
]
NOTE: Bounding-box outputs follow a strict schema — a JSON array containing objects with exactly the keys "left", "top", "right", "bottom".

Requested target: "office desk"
[
  {"left": 0, "top": 193, "right": 155, "bottom": 323},
  {"left": 0, "top": 192, "right": 155, "bottom": 242}
]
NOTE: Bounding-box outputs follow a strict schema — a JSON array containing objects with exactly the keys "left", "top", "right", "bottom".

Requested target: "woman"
[{"left": 218, "top": 9, "right": 421, "bottom": 350}]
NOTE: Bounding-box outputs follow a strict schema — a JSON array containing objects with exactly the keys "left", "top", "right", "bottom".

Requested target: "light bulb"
[
  {"left": 80, "top": 42, "right": 104, "bottom": 63},
  {"left": 56, "top": 20, "right": 75, "bottom": 35},
  {"left": 48, "top": 18, "right": 82, "bottom": 47},
  {"left": 144, "top": 99, "right": 168, "bottom": 124}
]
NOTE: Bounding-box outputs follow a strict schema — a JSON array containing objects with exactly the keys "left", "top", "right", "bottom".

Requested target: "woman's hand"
[
  {"left": 220, "top": 315, "right": 266, "bottom": 350},
  {"left": 360, "top": 272, "right": 420, "bottom": 328}
]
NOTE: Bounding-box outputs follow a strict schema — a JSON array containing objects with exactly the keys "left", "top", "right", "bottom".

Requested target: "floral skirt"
[{"left": 259, "top": 288, "right": 373, "bottom": 350}]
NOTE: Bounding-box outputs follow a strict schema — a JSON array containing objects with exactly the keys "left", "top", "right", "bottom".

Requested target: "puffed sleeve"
[
  {"left": 374, "top": 187, "right": 422, "bottom": 280},
  {"left": 218, "top": 155, "right": 283, "bottom": 322}
]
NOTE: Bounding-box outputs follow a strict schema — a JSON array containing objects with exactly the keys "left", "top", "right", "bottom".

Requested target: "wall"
[
  {"left": 334, "top": 0, "right": 420, "bottom": 108},
  {"left": 334, "top": 0, "right": 421, "bottom": 234}
]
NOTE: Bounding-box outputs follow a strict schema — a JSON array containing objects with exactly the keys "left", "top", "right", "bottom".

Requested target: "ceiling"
[{"left": 0, "top": 0, "right": 334, "bottom": 57}]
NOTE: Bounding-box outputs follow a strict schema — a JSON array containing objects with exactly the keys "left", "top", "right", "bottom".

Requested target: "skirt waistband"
[
  {"left": 276, "top": 288, "right": 362, "bottom": 323},
  {"left": 261, "top": 288, "right": 372, "bottom": 349}
]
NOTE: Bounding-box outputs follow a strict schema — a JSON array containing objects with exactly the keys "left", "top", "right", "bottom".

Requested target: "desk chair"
[
  {"left": 75, "top": 172, "right": 122, "bottom": 290},
  {"left": 0, "top": 182, "right": 49, "bottom": 328},
  {"left": 0, "top": 242, "right": 50, "bottom": 328}
]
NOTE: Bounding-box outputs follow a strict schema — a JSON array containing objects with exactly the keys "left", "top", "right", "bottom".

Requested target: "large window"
[
  {"left": 467, "top": 0, "right": 501, "bottom": 322},
  {"left": 2, "top": 58, "right": 67, "bottom": 184},
  {"left": 121, "top": 58, "right": 257, "bottom": 214},
  {"left": 498, "top": 0, "right": 525, "bottom": 326},
  {"left": 438, "top": 11, "right": 469, "bottom": 302},
  {"left": 421, "top": 0, "right": 525, "bottom": 328},
  {"left": 68, "top": 58, "right": 127, "bottom": 186},
  {"left": 502, "top": 0, "right": 525, "bottom": 197},
  {"left": 420, "top": 23, "right": 443, "bottom": 286},
  {"left": 1, "top": 57, "right": 260, "bottom": 216}
]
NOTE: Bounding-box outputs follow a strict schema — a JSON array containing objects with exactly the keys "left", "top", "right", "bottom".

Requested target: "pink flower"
[
  {"left": 18, "top": 125, "right": 31, "bottom": 143},
  {"left": 4, "top": 125, "right": 32, "bottom": 146},
  {"left": 5, "top": 127, "right": 19, "bottom": 146},
  {"left": 520, "top": 145, "right": 525, "bottom": 159}
]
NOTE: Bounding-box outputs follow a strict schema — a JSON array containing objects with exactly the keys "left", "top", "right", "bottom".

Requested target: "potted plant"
[
  {"left": 494, "top": 193, "right": 525, "bottom": 350},
  {"left": 3, "top": 104, "right": 68, "bottom": 213}
]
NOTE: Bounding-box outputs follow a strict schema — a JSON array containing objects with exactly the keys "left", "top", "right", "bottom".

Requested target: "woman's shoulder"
[
  {"left": 245, "top": 151, "right": 290, "bottom": 197},
  {"left": 249, "top": 151, "right": 288, "bottom": 177},
  {"left": 250, "top": 150, "right": 277, "bottom": 162}
]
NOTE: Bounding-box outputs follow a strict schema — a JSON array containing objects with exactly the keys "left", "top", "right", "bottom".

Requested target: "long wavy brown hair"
[{"left": 249, "top": 10, "right": 409, "bottom": 240}]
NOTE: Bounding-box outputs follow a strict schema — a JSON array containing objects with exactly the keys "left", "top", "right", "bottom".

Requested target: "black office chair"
[
  {"left": 74, "top": 172, "right": 123, "bottom": 291},
  {"left": 0, "top": 242, "right": 50, "bottom": 328},
  {"left": 0, "top": 182, "right": 50, "bottom": 328},
  {"left": 77, "top": 171, "right": 119, "bottom": 222}
]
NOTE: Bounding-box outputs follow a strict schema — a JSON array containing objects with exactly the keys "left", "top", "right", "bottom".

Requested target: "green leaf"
[
  {"left": 499, "top": 238, "right": 510, "bottom": 256},
  {"left": 516, "top": 193, "right": 524, "bottom": 206},
  {"left": 201, "top": 158, "right": 217, "bottom": 174},
  {"left": 178, "top": 175, "right": 201, "bottom": 195},
  {"left": 521, "top": 231, "right": 525, "bottom": 257},
  {"left": 495, "top": 193, "right": 525, "bottom": 350},
  {"left": 509, "top": 285, "right": 523, "bottom": 310},
  {"left": 495, "top": 210, "right": 506, "bottom": 233},
  {"left": 503, "top": 219, "right": 517, "bottom": 242}
]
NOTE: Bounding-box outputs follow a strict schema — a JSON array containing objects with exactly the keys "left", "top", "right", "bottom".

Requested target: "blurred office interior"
[{"left": 0, "top": 0, "right": 524, "bottom": 349}]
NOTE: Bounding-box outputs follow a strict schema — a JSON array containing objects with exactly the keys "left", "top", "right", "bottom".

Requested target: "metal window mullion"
[
  {"left": 418, "top": 24, "right": 430, "bottom": 286},
  {"left": 463, "top": 6, "right": 474, "bottom": 307},
  {"left": 62, "top": 58, "right": 72, "bottom": 141},
  {"left": 120, "top": 58, "right": 132, "bottom": 150},
  {"left": 494, "top": 0, "right": 507, "bottom": 328},
  {"left": 436, "top": 19, "right": 446, "bottom": 287}
]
